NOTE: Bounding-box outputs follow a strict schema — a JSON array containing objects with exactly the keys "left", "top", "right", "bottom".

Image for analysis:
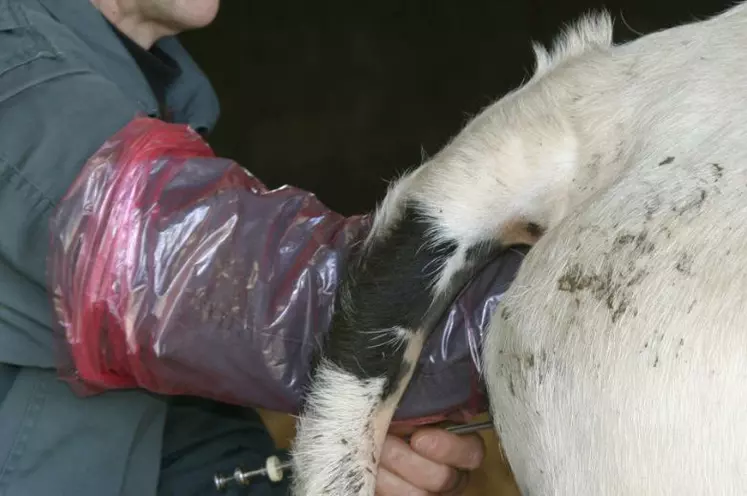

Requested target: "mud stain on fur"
[
  {"left": 500, "top": 306, "right": 511, "bottom": 321},
  {"left": 711, "top": 163, "right": 724, "bottom": 180},
  {"left": 672, "top": 188, "right": 707, "bottom": 216},
  {"left": 498, "top": 350, "right": 547, "bottom": 397},
  {"left": 612, "top": 230, "right": 655, "bottom": 254},
  {"left": 675, "top": 252, "right": 694, "bottom": 276},
  {"left": 659, "top": 156, "right": 675, "bottom": 165},
  {"left": 675, "top": 338, "right": 685, "bottom": 358},
  {"left": 687, "top": 300, "right": 697, "bottom": 313},
  {"left": 613, "top": 233, "right": 636, "bottom": 247},
  {"left": 557, "top": 255, "right": 648, "bottom": 324},
  {"left": 508, "top": 375, "right": 516, "bottom": 397}
]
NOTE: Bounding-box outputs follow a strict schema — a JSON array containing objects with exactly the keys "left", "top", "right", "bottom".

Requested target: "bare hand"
[{"left": 375, "top": 427, "right": 485, "bottom": 495}]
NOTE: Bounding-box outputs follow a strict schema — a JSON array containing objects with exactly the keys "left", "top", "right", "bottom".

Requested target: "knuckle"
[
  {"left": 380, "top": 439, "right": 405, "bottom": 468},
  {"left": 389, "top": 446, "right": 409, "bottom": 467},
  {"left": 429, "top": 466, "right": 456, "bottom": 491},
  {"left": 413, "top": 431, "right": 446, "bottom": 457}
]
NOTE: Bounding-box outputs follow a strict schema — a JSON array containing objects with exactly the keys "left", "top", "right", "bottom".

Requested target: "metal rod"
[{"left": 213, "top": 418, "right": 494, "bottom": 491}]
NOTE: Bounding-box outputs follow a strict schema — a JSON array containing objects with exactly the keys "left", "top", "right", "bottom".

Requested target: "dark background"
[{"left": 180, "top": 0, "right": 732, "bottom": 216}]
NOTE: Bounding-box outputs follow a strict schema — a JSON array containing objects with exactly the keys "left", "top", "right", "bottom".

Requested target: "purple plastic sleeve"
[{"left": 48, "top": 117, "right": 524, "bottom": 424}]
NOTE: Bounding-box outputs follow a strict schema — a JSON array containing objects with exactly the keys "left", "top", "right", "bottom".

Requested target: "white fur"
[
  {"left": 291, "top": 331, "right": 425, "bottom": 495},
  {"left": 482, "top": 3, "right": 747, "bottom": 493},
  {"left": 290, "top": 361, "right": 385, "bottom": 495},
  {"left": 292, "top": 3, "right": 747, "bottom": 494},
  {"left": 531, "top": 12, "right": 614, "bottom": 76}
]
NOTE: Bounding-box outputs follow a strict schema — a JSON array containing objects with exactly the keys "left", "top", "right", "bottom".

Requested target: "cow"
[{"left": 290, "top": 3, "right": 747, "bottom": 494}]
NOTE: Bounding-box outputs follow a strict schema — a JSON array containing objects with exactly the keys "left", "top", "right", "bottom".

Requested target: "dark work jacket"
[{"left": 0, "top": 0, "right": 218, "bottom": 493}]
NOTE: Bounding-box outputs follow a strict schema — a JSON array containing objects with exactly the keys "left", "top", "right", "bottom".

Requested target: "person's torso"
[{"left": 0, "top": 0, "right": 220, "bottom": 369}]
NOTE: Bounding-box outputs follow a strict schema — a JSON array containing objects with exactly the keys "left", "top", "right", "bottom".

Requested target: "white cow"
[{"left": 292, "top": 3, "right": 747, "bottom": 495}]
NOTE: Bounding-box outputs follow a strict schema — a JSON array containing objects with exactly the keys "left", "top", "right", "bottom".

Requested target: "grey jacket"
[{"left": 0, "top": 0, "right": 218, "bottom": 493}]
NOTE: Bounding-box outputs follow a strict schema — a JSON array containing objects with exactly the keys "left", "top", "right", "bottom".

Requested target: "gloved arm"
[{"left": 48, "top": 116, "right": 524, "bottom": 423}]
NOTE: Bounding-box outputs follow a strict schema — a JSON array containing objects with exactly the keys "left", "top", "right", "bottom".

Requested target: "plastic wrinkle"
[{"left": 47, "top": 116, "right": 525, "bottom": 425}]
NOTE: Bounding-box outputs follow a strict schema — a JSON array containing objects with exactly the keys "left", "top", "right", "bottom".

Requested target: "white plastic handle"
[{"left": 265, "top": 455, "right": 284, "bottom": 482}]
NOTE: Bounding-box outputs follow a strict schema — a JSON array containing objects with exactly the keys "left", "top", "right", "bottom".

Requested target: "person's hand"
[{"left": 375, "top": 426, "right": 485, "bottom": 495}]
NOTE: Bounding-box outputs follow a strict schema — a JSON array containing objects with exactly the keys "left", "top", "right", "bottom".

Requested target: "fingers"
[
  {"left": 376, "top": 467, "right": 470, "bottom": 496},
  {"left": 378, "top": 435, "right": 463, "bottom": 494},
  {"left": 376, "top": 467, "right": 433, "bottom": 496},
  {"left": 410, "top": 428, "right": 486, "bottom": 471}
]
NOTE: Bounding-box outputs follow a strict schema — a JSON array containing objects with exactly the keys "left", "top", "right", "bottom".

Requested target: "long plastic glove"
[{"left": 48, "top": 117, "right": 525, "bottom": 424}]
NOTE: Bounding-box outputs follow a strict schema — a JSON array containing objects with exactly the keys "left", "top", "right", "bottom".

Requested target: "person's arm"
[
  {"left": 47, "top": 116, "right": 525, "bottom": 424},
  {"left": 0, "top": 61, "right": 491, "bottom": 493}
]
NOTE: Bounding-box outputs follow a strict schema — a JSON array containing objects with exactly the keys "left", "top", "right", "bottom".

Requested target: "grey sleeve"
[{"left": 0, "top": 62, "right": 140, "bottom": 368}]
